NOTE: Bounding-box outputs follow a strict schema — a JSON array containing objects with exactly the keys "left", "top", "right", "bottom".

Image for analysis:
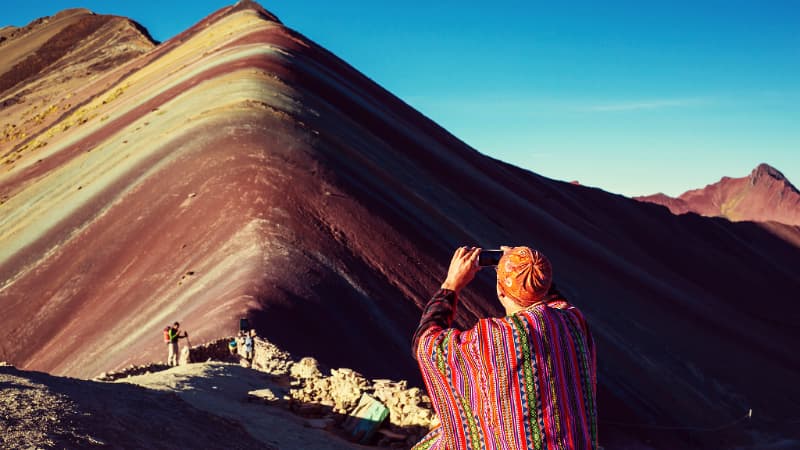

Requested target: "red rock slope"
[
  {"left": 1, "top": 2, "right": 799, "bottom": 448},
  {"left": 636, "top": 163, "right": 800, "bottom": 225}
]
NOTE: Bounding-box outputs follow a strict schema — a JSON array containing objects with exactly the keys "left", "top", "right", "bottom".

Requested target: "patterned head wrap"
[{"left": 497, "top": 246, "right": 553, "bottom": 307}]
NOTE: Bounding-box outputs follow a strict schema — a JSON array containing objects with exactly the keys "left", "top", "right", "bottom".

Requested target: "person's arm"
[
  {"left": 411, "top": 288, "right": 458, "bottom": 359},
  {"left": 411, "top": 246, "right": 481, "bottom": 359}
]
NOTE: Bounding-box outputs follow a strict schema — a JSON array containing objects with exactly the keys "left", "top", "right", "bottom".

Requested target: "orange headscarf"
[{"left": 496, "top": 246, "right": 553, "bottom": 307}]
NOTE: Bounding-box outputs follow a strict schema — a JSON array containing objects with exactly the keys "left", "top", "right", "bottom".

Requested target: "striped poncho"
[{"left": 412, "top": 289, "right": 597, "bottom": 450}]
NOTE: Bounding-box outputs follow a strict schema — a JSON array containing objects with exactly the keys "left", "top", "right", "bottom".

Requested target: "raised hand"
[{"left": 441, "top": 246, "right": 482, "bottom": 293}]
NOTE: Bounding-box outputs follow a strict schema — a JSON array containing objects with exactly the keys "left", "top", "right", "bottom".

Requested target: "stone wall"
[
  {"left": 235, "top": 336, "right": 293, "bottom": 374},
  {"left": 95, "top": 338, "right": 235, "bottom": 381},
  {"left": 183, "top": 337, "right": 235, "bottom": 364},
  {"left": 281, "top": 355, "right": 435, "bottom": 446}
]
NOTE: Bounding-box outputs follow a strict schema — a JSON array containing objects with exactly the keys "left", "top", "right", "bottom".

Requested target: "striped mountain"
[{"left": 1, "top": 2, "right": 798, "bottom": 448}]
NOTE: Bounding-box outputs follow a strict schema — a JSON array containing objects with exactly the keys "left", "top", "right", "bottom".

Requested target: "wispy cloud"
[
  {"left": 405, "top": 94, "right": 716, "bottom": 116},
  {"left": 577, "top": 98, "right": 710, "bottom": 112}
]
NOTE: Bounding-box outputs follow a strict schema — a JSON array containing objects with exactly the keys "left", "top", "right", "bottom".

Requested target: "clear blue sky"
[{"left": 4, "top": 1, "right": 799, "bottom": 196}]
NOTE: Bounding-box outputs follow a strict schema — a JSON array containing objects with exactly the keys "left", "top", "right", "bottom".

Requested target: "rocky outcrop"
[{"left": 245, "top": 337, "right": 435, "bottom": 445}]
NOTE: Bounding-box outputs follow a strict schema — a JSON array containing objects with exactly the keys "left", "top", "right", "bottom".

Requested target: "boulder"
[{"left": 290, "top": 357, "right": 322, "bottom": 380}]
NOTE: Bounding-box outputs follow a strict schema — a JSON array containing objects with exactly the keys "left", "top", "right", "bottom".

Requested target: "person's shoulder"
[
  {"left": 542, "top": 300, "right": 591, "bottom": 329},
  {"left": 555, "top": 300, "right": 585, "bottom": 317},
  {"left": 475, "top": 315, "right": 521, "bottom": 333},
  {"left": 547, "top": 299, "right": 570, "bottom": 309}
]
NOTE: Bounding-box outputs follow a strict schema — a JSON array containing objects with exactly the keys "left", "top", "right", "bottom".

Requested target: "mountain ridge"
[
  {"left": 0, "top": 9, "right": 156, "bottom": 97},
  {"left": 636, "top": 162, "right": 800, "bottom": 225}
]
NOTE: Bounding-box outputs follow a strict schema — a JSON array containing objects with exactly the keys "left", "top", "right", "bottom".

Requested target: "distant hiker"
[
  {"left": 412, "top": 246, "right": 597, "bottom": 449},
  {"left": 166, "top": 321, "right": 188, "bottom": 367},
  {"left": 236, "top": 329, "right": 246, "bottom": 354},
  {"left": 228, "top": 338, "right": 238, "bottom": 356},
  {"left": 243, "top": 330, "right": 255, "bottom": 363}
]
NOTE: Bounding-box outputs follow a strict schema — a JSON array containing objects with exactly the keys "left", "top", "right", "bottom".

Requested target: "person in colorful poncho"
[{"left": 412, "top": 246, "right": 597, "bottom": 450}]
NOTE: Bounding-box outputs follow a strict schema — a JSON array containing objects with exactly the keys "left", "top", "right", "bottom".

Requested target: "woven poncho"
[{"left": 412, "top": 289, "right": 597, "bottom": 450}]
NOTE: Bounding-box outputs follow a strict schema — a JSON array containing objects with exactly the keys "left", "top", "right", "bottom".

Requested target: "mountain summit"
[
  {"left": 0, "top": 8, "right": 155, "bottom": 98},
  {"left": 750, "top": 162, "right": 793, "bottom": 186},
  {"left": 1, "top": 3, "right": 799, "bottom": 448},
  {"left": 636, "top": 163, "right": 800, "bottom": 225}
]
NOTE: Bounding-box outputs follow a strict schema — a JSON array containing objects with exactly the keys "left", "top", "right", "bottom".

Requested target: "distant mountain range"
[{"left": 636, "top": 163, "right": 800, "bottom": 225}]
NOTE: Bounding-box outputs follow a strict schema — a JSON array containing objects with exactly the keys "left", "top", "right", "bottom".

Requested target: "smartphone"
[
  {"left": 478, "top": 250, "right": 504, "bottom": 266},
  {"left": 239, "top": 318, "right": 249, "bottom": 332}
]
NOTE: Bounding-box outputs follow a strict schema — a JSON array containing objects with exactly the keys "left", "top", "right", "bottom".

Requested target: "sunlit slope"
[{"left": 637, "top": 163, "right": 800, "bottom": 225}]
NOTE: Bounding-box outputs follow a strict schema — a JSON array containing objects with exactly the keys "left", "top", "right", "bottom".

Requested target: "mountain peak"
[
  {"left": 749, "top": 163, "right": 799, "bottom": 193},
  {"left": 228, "top": 0, "right": 282, "bottom": 23},
  {"left": 637, "top": 163, "right": 800, "bottom": 225},
  {"left": 0, "top": 9, "right": 156, "bottom": 98},
  {"left": 751, "top": 163, "right": 785, "bottom": 181}
]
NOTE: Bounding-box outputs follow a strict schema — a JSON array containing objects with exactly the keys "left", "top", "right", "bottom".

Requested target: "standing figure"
[
  {"left": 228, "top": 337, "right": 238, "bottom": 356},
  {"left": 412, "top": 246, "right": 597, "bottom": 449},
  {"left": 243, "top": 329, "right": 255, "bottom": 366},
  {"left": 166, "top": 321, "right": 188, "bottom": 367}
]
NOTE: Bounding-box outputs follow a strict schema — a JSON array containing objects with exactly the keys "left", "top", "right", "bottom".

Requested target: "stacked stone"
[
  {"left": 183, "top": 338, "right": 234, "bottom": 363},
  {"left": 280, "top": 356, "right": 435, "bottom": 446},
  {"left": 289, "top": 361, "right": 370, "bottom": 415},
  {"left": 248, "top": 337, "right": 293, "bottom": 375},
  {"left": 372, "top": 379, "right": 435, "bottom": 428}
]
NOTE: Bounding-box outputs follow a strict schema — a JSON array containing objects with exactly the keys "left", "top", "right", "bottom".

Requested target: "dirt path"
[
  {"left": 122, "top": 362, "right": 369, "bottom": 450},
  {"left": 1, "top": 362, "right": 272, "bottom": 449}
]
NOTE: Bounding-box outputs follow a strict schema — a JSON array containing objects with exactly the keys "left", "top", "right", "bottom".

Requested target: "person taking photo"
[{"left": 412, "top": 246, "right": 597, "bottom": 449}]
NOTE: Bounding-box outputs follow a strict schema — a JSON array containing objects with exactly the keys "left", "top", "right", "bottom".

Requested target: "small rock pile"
[
  {"left": 247, "top": 337, "right": 293, "bottom": 374},
  {"left": 236, "top": 339, "right": 436, "bottom": 446},
  {"left": 372, "top": 379, "right": 436, "bottom": 429},
  {"left": 280, "top": 356, "right": 434, "bottom": 447},
  {"left": 290, "top": 363, "right": 369, "bottom": 415}
]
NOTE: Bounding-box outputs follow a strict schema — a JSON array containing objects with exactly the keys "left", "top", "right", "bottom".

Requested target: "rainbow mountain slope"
[{"left": 1, "top": 2, "right": 799, "bottom": 448}]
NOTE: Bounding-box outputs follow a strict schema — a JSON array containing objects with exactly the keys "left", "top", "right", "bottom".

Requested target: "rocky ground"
[
  {"left": 0, "top": 362, "right": 270, "bottom": 449},
  {"left": 1, "top": 337, "right": 435, "bottom": 449}
]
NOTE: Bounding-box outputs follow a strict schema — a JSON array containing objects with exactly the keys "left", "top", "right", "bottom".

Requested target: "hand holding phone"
[{"left": 478, "top": 250, "right": 504, "bottom": 266}]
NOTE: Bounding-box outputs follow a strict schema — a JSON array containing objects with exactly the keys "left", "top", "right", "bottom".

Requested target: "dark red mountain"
[{"left": 637, "top": 163, "right": 800, "bottom": 225}]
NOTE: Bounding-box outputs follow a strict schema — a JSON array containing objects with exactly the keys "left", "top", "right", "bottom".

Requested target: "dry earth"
[
  {"left": 0, "top": 362, "right": 272, "bottom": 449},
  {"left": 1, "top": 362, "right": 414, "bottom": 449}
]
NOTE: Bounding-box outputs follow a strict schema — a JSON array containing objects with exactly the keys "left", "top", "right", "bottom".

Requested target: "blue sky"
[{"left": 4, "top": 1, "right": 798, "bottom": 196}]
